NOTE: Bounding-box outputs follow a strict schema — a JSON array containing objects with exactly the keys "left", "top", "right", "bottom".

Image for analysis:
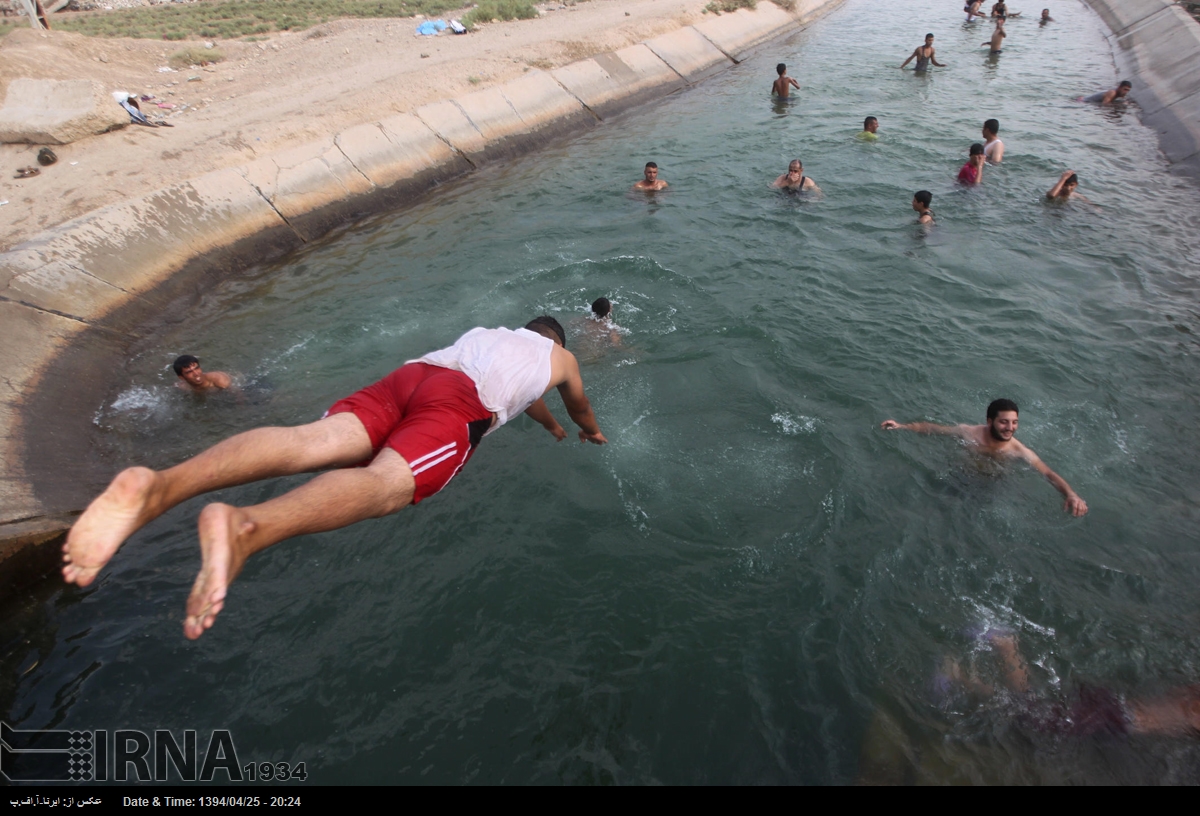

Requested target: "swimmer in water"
[
  {"left": 912, "top": 190, "right": 934, "bottom": 224},
  {"left": 1046, "top": 169, "right": 1093, "bottom": 204},
  {"left": 982, "top": 118, "right": 1004, "bottom": 163},
  {"left": 983, "top": 19, "right": 1007, "bottom": 52},
  {"left": 772, "top": 159, "right": 820, "bottom": 193},
  {"left": 632, "top": 161, "right": 668, "bottom": 192},
  {"left": 585, "top": 297, "right": 623, "bottom": 347},
  {"left": 900, "top": 33, "right": 946, "bottom": 71},
  {"left": 880, "top": 398, "right": 1088, "bottom": 515},
  {"left": 940, "top": 630, "right": 1200, "bottom": 738},
  {"left": 858, "top": 116, "right": 880, "bottom": 140},
  {"left": 1040, "top": 8, "right": 1053, "bottom": 23},
  {"left": 957, "top": 143, "right": 986, "bottom": 184},
  {"left": 63, "top": 318, "right": 608, "bottom": 639},
  {"left": 771, "top": 62, "right": 800, "bottom": 98},
  {"left": 990, "top": 1, "right": 1020, "bottom": 20},
  {"left": 173, "top": 355, "right": 232, "bottom": 392},
  {"left": 964, "top": 0, "right": 988, "bottom": 22},
  {"left": 1081, "top": 80, "right": 1132, "bottom": 105}
]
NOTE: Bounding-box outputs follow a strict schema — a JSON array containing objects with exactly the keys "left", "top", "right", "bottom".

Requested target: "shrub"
[
  {"left": 704, "top": 0, "right": 756, "bottom": 13},
  {"left": 168, "top": 46, "right": 226, "bottom": 69},
  {"left": 463, "top": 0, "right": 539, "bottom": 26}
]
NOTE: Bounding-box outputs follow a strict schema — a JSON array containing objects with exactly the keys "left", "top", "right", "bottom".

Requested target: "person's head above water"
[
  {"left": 863, "top": 116, "right": 879, "bottom": 133},
  {"left": 525, "top": 315, "right": 566, "bottom": 348},
  {"left": 643, "top": 162, "right": 659, "bottom": 182},
  {"left": 986, "top": 398, "right": 1019, "bottom": 441},
  {"left": 1041, "top": 8, "right": 1050, "bottom": 17},
  {"left": 173, "top": 354, "right": 199, "bottom": 377},
  {"left": 969, "top": 142, "right": 985, "bottom": 157},
  {"left": 1117, "top": 80, "right": 1132, "bottom": 97},
  {"left": 983, "top": 118, "right": 1000, "bottom": 138},
  {"left": 925, "top": 33, "right": 934, "bottom": 43},
  {"left": 913, "top": 190, "right": 932, "bottom": 209},
  {"left": 173, "top": 355, "right": 207, "bottom": 388},
  {"left": 591, "top": 297, "right": 612, "bottom": 319},
  {"left": 1063, "top": 172, "right": 1078, "bottom": 192},
  {"left": 776, "top": 63, "right": 787, "bottom": 76}
]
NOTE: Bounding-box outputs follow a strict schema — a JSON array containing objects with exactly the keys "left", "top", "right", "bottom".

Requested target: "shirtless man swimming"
[
  {"left": 632, "top": 162, "right": 668, "bottom": 192},
  {"left": 63, "top": 318, "right": 608, "bottom": 639},
  {"left": 964, "top": 1, "right": 988, "bottom": 22},
  {"left": 772, "top": 159, "right": 820, "bottom": 193},
  {"left": 771, "top": 63, "right": 800, "bottom": 98},
  {"left": 880, "top": 398, "right": 1088, "bottom": 516},
  {"left": 173, "top": 355, "right": 232, "bottom": 392},
  {"left": 900, "top": 34, "right": 946, "bottom": 71},
  {"left": 1081, "top": 80, "right": 1132, "bottom": 105}
]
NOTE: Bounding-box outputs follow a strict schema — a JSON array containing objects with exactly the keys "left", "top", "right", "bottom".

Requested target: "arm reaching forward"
[
  {"left": 548, "top": 345, "right": 608, "bottom": 444},
  {"left": 525, "top": 398, "right": 568, "bottom": 441},
  {"left": 880, "top": 419, "right": 972, "bottom": 438},
  {"left": 1022, "top": 448, "right": 1088, "bottom": 516}
]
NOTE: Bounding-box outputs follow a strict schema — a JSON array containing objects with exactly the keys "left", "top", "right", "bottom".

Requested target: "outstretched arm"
[
  {"left": 880, "top": 420, "right": 971, "bottom": 438},
  {"left": 1024, "top": 450, "right": 1088, "bottom": 516},
  {"left": 789, "top": 78, "right": 800, "bottom": 89},
  {"left": 549, "top": 347, "right": 608, "bottom": 444},
  {"left": 932, "top": 50, "right": 946, "bottom": 67},
  {"left": 899, "top": 50, "right": 916, "bottom": 68},
  {"left": 525, "top": 398, "right": 568, "bottom": 441}
]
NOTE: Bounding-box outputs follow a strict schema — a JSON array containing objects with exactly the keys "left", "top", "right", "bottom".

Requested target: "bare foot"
[
  {"left": 62, "top": 467, "right": 159, "bottom": 586},
  {"left": 185, "top": 503, "right": 252, "bottom": 640}
]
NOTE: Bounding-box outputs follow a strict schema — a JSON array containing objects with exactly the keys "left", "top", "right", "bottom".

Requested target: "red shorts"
[{"left": 327, "top": 363, "right": 493, "bottom": 504}]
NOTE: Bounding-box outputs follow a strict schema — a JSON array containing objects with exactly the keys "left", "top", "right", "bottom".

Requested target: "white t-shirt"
[
  {"left": 984, "top": 138, "right": 1004, "bottom": 160},
  {"left": 413, "top": 327, "right": 553, "bottom": 434}
]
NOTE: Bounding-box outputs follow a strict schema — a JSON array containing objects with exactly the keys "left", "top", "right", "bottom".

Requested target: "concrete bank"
[
  {"left": 0, "top": 0, "right": 847, "bottom": 589},
  {"left": 1084, "top": 0, "right": 1200, "bottom": 180}
]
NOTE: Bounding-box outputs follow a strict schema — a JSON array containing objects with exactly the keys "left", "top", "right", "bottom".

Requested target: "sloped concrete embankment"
[
  {"left": 0, "top": 0, "right": 847, "bottom": 589},
  {"left": 1085, "top": 0, "right": 1200, "bottom": 179}
]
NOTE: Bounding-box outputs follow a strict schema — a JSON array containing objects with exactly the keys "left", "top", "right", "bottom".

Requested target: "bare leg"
[
  {"left": 63, "top": 413, "right": 372, "bottom": 586},
  {"left": 184, "top": 448, "right": 415, "bottom": 639},
  {"left": 991, "top": 634, "right": 1030, "bottom": 693}
]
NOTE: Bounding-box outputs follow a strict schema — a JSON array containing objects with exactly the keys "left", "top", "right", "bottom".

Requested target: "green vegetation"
[
  {"left": 39, "top": 0, "right": 478, "bottom": 41},
  {"left": 168, "top": 45, "right": 225, "bottom": 68},
  {"left": 462, "top": 0, "right": 538, "bottom": 26},
  {"left": 703, "top": 0, "right": 756, "bottom": 13}
]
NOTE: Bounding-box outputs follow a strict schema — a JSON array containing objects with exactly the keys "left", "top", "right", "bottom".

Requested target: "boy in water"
[
  {"left": 982, "top": 118, "right": 1004, "bottom": 163},
  {"left": 958, "top": 143, "right": 986, "bottom": 184},
  {"left": 1081, "top": 80, "right": 1132, "bottom": 105},
  {"left": 858, "top": 116, "right": 880, "bottom": 140},
  {"left": 912, "top": 190, "right": 934, "bottom": 224},
  {"left": 772, "top": 159, "right": 820, "bottom": 193},
  {"left": 983, "top": 19, "right": 1007, "bottom": 53},
  {"left": 964, "top": 1, "right": 988, "bottom": 22},
  {"left": 174, "top": 355, "right": 232, "bottom": 392},
  {"left": 771, "top": 63, "right": 800, "bottom": 98},
  {"left": 1046, "top": 169, "right": 1092, "bottom": 203},
  {"left": 900, "top": 34, "right": 946, "bottom": 71},
  {"left": 632, "top": 161, "right": 668, "bottom": 192},
  {"left": 1040, "top": 8, "right": 1053, "bottom": 23}
]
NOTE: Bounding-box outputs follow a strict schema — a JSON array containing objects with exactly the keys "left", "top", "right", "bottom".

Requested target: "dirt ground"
[{"left": 0, "top": 0, "right": 710, "bottom": 251}]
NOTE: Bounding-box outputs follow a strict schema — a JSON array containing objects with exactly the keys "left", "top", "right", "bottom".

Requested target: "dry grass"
[
  {"left": 168, "top": 45, "right": 225, "bottom": 68},
  {"left": 33, "top": 0, "right": 477, "bottom": 41},
  {"left": 462, "top": 0, "right": 538, "bottom": 26}
]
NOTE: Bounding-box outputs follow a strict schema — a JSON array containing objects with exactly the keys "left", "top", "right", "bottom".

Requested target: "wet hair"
[
  {"left": 914, "top": 190, "right": 932, "bottom": 207},
  {"left": 984, "top": 118, "right": 1000, "bottom": 135},
  {"left": 789, "top": 159, "right": 803, "bottom": 168},
  {"left": 969, "top": 142, "right": 985, "bottom": 156},
  {"left": 172, "top": 354, "right": 199, "bottom": 376},
  {"left": 987, "top": 398, "right": 1019, "bottom": 420},
  {"left": 1065, "top": 173, "right": 1079, "bottom": 186},
  {"left": 925, "top": 33, "right": 934, "bottom": 39},
  {"left": 864, "top": 116, "right": 877, "bottom": 128},
  {"left": 777, "top": 63, "right": 786, "bottom": 75},
  {"left": 1119, "top": 80, "right": 1132, "bottom": 89},
  {"left": 645, "top": 161, "right": 657, "bottom": 170},
  {"left": 525, "top": 316, "right": 566, "bottom": 348},
  {"left": 591, "top": 297, "right": 612, "bottom": 318}
]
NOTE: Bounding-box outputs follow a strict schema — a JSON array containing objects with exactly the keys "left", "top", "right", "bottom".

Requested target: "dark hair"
[
  {"left": 1065, "top": 173, "right": 1078, "bottom": 186},
  {"left": 969, "top": 142, "right": 985, "bottom": 156},
  {"left": 591, "top": 297, "right": 612, "bottom": 318},
  {"left": 914, "top": 190, "right": 932, "bottom": 207},
  {"left": 987, "top": 398, "right": 1019, "bottom": 420},
  {"left": 645, "top": 161, "right": 657, "bottom": 170},
  {"left": 1119, "top": 80, "right": 1132, "bottom": 88},
  {"left": 984, "top": 118, "right": 999, "bottom": 134},
  {"left": 925, "top": 32, "right": 934, "bottom": 39},
  {"left": 776, "top": 63, "right": 786, "bottom": 75},
  {"left": 525, "top": 316, "right": 566, "bottom": 348},
  {"left": 864, "top": 116, "right": 877, "bottom": 128},
  {"left": 789, "top": 158, "right": 803, "bottom": 168},
  {"left": 172, "top": 354, "right": 199, "bottom": 376}
]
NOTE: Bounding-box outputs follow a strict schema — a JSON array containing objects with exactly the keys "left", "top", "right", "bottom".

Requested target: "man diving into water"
[
  {"left": 62, "top": 318, "right": 608, "bottom": 639},
  {"left": 880, "top": 398, "right": 1088, "bottom": 516}
]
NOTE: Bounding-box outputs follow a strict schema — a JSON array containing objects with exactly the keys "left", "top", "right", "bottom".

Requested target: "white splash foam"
[{"left": 771, "top": 413, "right": 818, "bottom": 435}]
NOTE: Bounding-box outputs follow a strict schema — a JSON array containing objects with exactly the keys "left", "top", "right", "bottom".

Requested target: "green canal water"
[{"left": 6, "top": 0, "right": 1200, "bottom": 784}]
